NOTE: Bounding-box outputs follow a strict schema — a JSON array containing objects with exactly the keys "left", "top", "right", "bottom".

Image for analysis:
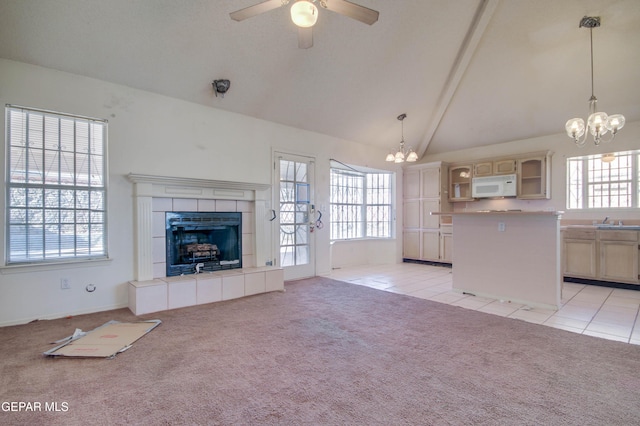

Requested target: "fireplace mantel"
[
  {"left": 127, "top": 173, "right": 270, "bottom": 201},
  {"left": 127, "top": 173, "right": 272, "bottom": 281}
]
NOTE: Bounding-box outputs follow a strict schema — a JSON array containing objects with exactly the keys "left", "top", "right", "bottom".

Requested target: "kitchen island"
[{"left": 436, "top": 210, "right": 563, "bottom": 310}]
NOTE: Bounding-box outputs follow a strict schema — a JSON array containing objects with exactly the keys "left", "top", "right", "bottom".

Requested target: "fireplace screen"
[{"left": 165, "top": 211, "right": 242, "bottom": 276}]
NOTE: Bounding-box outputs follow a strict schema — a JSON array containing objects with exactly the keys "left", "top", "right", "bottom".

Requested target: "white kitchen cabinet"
[
  {"left": 421, "top": 230, "right": 440, "bottom": 261},
  {"left": 494, "top": 159, "right": 516, "bottom": 175},
  {"left": 449, "top": 165, "right": 473, "bottom": 202},
  {"left": 562, "top": 228, "right": 639, "bottom": 285},
  {"left": 421, "top": 199, "right": 440, "bottom": 229},
  {"left": 403, "top": 200, "right": 420, "bottom": 229},
  {"left": 517, "top": 154, "right": 550, "bottom": 199},
  {"left": 563, "top": 229, "right": 597, "bottom": 279},
  {"left": 421, "top": 166, "right": 441, "bottom": 198},
  {"left": 473, "top": 162, "right": 492, "bottom": 177},
  {"left": 404, "top": 168, "right": 421, "bottom": 199},
  {"left": 599, "top": 231, "right": 639, "bottom": 284},
  {"left": 449, "top": 151, "right": 551, "bottom": 201},
  {"left": 474, "top": 159, "right": 515, "bottom": 177},
  {"left": 402, "top": 162, "right": 451, "bottom": 263},
  {"left": 403, "top": 230, "right": 421, "bottom": 259},
  {"left": 440, "top": 227, "right": 453, "bottom": 263}
]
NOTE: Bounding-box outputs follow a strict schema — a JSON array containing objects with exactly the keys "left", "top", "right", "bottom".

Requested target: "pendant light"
[
  {"left": 565, "top": 16, "right": 625, "bottom": 147},
  {"left": 386, "top": 113, "right": 418, "bottom": 163}
]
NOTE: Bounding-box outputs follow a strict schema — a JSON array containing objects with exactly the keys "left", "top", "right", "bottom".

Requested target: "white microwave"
[{"left": 472, "top": 174, "right": 517, "bottom": 198}]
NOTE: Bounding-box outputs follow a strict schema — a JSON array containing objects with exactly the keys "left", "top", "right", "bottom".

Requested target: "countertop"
[
  {"left": 562, "top": 224, "right": 640, "bottom": 231},
  {"left": 432, "top": 210, "right": 563, "bottom": 216}
]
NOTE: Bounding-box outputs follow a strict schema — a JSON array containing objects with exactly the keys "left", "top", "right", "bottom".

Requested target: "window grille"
[
  {"left": 566, "top": 150, "right": 638, "bottom": 209},
  {"left": 5, "top": 105, "right": 108, "bottom": 264},
  {"left": 330, "top": 167, "right": 393, "bottom": 240}
]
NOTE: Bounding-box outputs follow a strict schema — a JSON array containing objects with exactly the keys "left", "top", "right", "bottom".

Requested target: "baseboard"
[
  {"left": 0, "top": 303, "right": 130, "bottom": 328},
  {"left": 563, "top": 277, "right": 640, "bottom": 291},
  {"left": 402, "top": 259, "right": 452, "bottom": 268}
]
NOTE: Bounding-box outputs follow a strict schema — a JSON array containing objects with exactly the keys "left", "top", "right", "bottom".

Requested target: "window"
[
  {"left": 5, "top": 105, "right": 108, "bottom": 264},
  {"left": 330, "top": 167, "right": 393, "bottom": 240},
  {"left": 567, "top": 150, "right": 639, "bottom": 209}
]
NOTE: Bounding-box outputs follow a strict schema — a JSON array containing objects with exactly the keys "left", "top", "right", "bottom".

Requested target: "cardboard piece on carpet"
[{"left": 44, "top": 320, "right": 161, "bottom": 359}]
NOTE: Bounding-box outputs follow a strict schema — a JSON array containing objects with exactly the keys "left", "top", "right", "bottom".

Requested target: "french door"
[{"left": 274, "top": 152, "right": 315, "bottom": 280}]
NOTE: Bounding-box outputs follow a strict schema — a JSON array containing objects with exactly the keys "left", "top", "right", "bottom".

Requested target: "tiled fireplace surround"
[
  {"left": 126, "top": 174, "right": 283, "bottom": 315},
  {"left": 153, "top": 198, "right": 251, "bottom": 278}
]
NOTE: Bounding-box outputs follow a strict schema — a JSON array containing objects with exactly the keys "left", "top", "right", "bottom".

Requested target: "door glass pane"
[
  {"left": 281, "top": 245, "right": 295, "bottom": 267},
  {"left": 295, "top": 245, "right": 309, "bottom": 264},
  {"left": 279, "top": 158, "right": 310, "bottom": 267},
  {"left": 280, "top": 182, "right": 294, "bottom": 203},
  {"left": 296, "top": 225, "right": 308, "bottom": 245},
  {"left": 280, "top": 160, "right": 295, "bottom": 181}
]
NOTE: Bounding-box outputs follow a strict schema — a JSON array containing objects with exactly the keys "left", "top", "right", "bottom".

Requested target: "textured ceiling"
[{"left": 1, "top": 0, "right": 638, "bottom": 157}]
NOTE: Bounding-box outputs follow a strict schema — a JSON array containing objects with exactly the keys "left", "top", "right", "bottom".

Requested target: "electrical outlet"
[
  {"left": 60, "top": 278, "right": 71, "bottom": 290},
  {"left": 498, "top": 222, "right": 506, "bottom": 232}
]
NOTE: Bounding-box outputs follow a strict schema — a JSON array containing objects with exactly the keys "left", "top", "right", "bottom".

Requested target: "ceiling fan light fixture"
[{"left": 291, "top": 1, "right": 318, "bottom": 28}]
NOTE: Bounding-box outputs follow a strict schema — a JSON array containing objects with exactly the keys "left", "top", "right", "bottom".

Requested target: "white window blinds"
[{"left": 6, "top": 105, "right": 108, "bottom": 264}]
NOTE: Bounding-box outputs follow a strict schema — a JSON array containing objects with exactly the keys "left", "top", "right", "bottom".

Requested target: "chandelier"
[
  {"left": 386, "top": 113, "right": 418, "bottom": 163},
  {"left": 565, "top": 16, "right": 625, "bottom": 147}
]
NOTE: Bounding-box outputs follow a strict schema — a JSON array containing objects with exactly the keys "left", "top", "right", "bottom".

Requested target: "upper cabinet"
[
  {"left": 473, "top": 159, "right": 516, "bottom": 177},
  {"left": 473, "top": 162, "right": 492, "bottom": 177},
  {"left": 517, "top": 153, "right": 551, "bottom": 200},
  {"left": 421, "top": 166, "right": 441, "bottom": 198},
  {"left": 494, "top": 159, "right": 517, "bottom": 175},
  {"left": 448, "top": 151, "right": 552, "bottom": 201},
  {"left": 403, "top": 168, "right": 421, "bottom": 199},
  {"left": 449, "top": 165, "right": 473, "bottom": 202}
]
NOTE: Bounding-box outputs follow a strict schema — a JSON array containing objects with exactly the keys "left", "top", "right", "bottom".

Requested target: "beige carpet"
[{"left": 1, "top": 276, "right": 639, "bottom": 425}]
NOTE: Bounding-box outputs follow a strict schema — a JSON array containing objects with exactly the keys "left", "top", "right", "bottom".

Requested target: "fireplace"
[{"left": 165, "top": 211, "right": 242, "bottom": 277}]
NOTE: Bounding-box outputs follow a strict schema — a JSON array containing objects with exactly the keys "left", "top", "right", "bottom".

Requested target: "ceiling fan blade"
[
  {"left": 298, "top": 27, "right": 313, "bottom": 49},
  {"left": 323, "top": 0, "right": 379, "bottom": 25},
  {"left": 230, "top": 0, "right": 285, "bottom": 22}
]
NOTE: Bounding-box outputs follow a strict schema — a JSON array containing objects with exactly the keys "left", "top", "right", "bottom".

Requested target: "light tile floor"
[{"left": 328, "top": 262, "right": 640, "bottom": 345}]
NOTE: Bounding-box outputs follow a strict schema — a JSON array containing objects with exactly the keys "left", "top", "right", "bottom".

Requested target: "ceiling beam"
[{"left": 416, "top": 0, "right": 500, "bottom": 157}]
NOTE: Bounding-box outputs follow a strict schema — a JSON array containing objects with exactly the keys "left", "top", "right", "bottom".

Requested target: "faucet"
[{"left": 602, "top": 216, "right": 609, "bottom": 224}]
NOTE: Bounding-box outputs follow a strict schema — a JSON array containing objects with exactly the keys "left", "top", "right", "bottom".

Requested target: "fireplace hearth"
[{"left": 165, "top": 211, "right": 242, "bottom": 277}]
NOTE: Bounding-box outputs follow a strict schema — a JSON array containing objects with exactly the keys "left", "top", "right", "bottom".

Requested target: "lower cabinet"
[
  {"left": 403, "top": 231, "right": 421, "bottom": 260},
  {"left": 421, "top": 230, "right": 440, "bottom": 260},
  {"left": 563, "top": 237, "right": 597, "bottom": 279},
  {"left": 440, "top": 231, "right": 453, "bottom": 263},
  {"left": 599, "top": 232, "right": 639, "bottom": 283},
  {"left": 403, "top": 229, "right": 452, "bottom": 263},
  {"left": 563, "top": 228, "right": 639, "bottom": 285}
]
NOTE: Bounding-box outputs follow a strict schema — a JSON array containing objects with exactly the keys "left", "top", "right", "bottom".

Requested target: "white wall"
[
  {"left": 0, "top": 59, "right": 398, "bottom": 326},
  {"left": 4, "top": 58, "right": 634, "bottom": 326},
  {"left": 420, "top": 121, "right": 640, "bottom": 223}
]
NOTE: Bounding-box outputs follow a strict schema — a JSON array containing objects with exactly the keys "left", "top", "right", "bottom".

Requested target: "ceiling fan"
[{"left": 230, "top": 0, "right": 379, "bottom": 49}]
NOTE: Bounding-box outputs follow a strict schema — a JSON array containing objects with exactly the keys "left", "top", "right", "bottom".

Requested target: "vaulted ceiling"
[{"left": 1, "top": 0, "right": 638, "bottom": 157}]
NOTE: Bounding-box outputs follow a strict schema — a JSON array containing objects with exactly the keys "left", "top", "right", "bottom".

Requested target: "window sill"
[
  {"left": 330, "top": 237, "right": 395, "bottom": 243},
  {"left": 0, "top": 257, "right": 113, "bottom": 275}
]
